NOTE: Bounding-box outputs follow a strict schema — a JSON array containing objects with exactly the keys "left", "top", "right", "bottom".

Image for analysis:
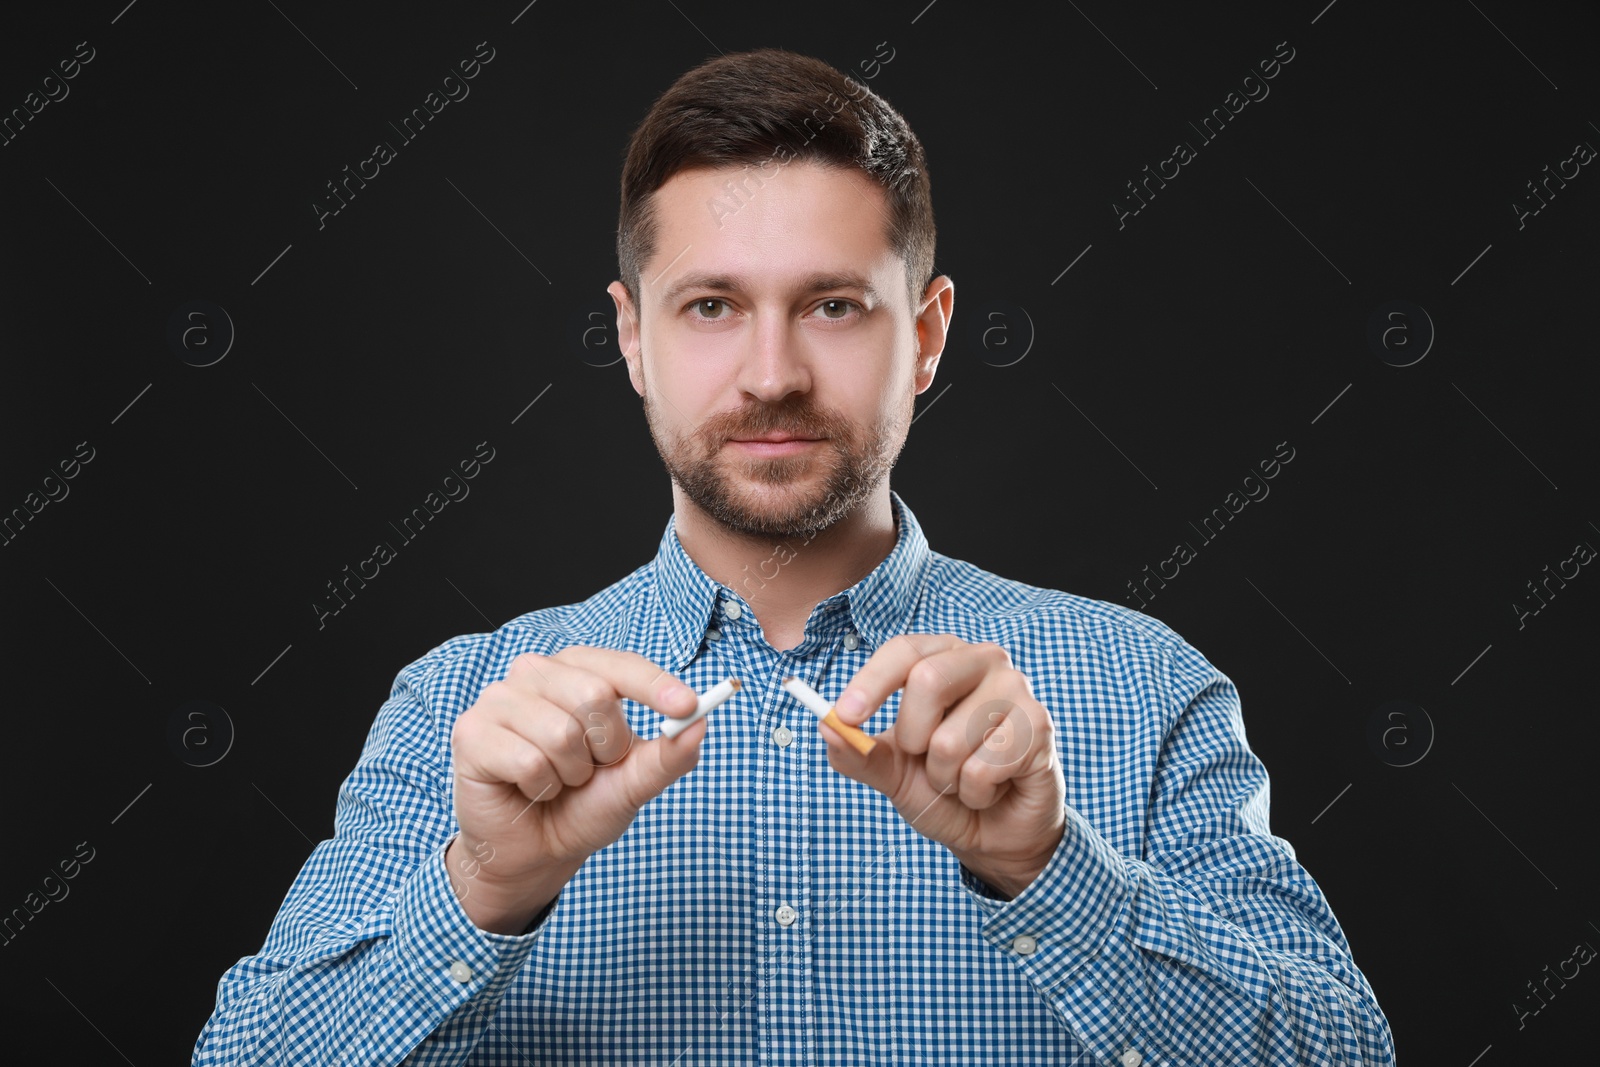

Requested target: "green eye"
[{"left": 694, "top": 299, "right": 727, "bottom": 318}]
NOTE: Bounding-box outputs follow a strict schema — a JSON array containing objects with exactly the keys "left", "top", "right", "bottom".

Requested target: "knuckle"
[
  {"left": 982, "top": 642, "right": 1012, "bottom": 667},
  {"left": 891, "top": 633, "right": 924, "bottom": 658},
  {"left": 508, "top": 652, "right": 545, "bottom": 680},
  {"left": 907, "top": 659, "right": 944, "bottom": 692},
  {"left": 572, "top": 679, "right": 614, "bottom": 711},
  {"left": 512, "top": 746, "right": 551, "bottom": 783},
  {"left": 927, "top": 730, "right": 966, "bottom": 765},
  {"left": 556, "top": 714, "right": 588, "bottom": 753},
  {"left": 450, "top": 712, "right": 479, "bottom": 751}
]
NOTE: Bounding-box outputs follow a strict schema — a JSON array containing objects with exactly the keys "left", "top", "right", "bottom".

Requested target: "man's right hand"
[{"left": 443, "top": 646, "right": 706, "bottom": 934}]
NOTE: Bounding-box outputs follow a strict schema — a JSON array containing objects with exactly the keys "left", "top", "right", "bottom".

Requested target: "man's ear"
[
  {"left": 913, "top": 274, "right": 954, "bottom": 393},
  {"left": 607, "top": 280, "right": 644, "bottom": 395}
]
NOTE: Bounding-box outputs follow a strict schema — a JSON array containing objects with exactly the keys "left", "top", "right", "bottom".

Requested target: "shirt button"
[
  {"left": 772, "top": 725, "right": 794, "bottom": 748},
  {"left": 1011, "top": 934, "right": 1038, "bottom": 955},
  {"left": 1119, "top": 1051, "right": 1143, "bottom": 1067},
  {"left": 724, "top": 602, "right": 743, "bottom": 620},
  {"left": 447, "top": 960, "right": 473, "bottom": 983},
  {"left": 774, "top": 904, "right": 797, "bottom": 927},
  {"left": 707, "top": 628, "right": 722, "bottom": 642},
  {"left": 842, "top": 632, "right": 860, "bottom": 651}
]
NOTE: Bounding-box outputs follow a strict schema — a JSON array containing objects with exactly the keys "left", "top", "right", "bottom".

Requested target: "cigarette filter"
[{"left": 781, "top": 676, "right": 877, "bottom": 755}]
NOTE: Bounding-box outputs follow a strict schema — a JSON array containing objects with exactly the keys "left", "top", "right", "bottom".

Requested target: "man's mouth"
[{"left": 726, "top": 432, "right": 823, "bottom": 455}]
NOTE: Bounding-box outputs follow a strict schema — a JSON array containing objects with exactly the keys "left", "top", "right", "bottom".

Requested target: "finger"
[
  {"left": 509, "top": 648, "right": 697, "bottom": 765},
  {"left": 617, "top": 716, "right": 708, "bottom": 812},
  {"left": 496, "top": 655, "right": 635, "bottom": 771},
  {"left": 544, "top": 646, "right": 700, "bottom": 718},
  {"left": 892, "top": 644, "right": 1000, "bottom": 756},
  {"left": 819, "top": 717, "right": 898, "bottom": 795},
  {"left": 452, "top": 710, "right": 571, "bottom": 805},
  {"left": 952, "top": 703, "right": 1034, "bottom": 809},
  {"left": 921, "top": 696, "right": 1000, "bottom": 793},
  {"left": 833, "top": 633, "right": 964, "bottom": 726}
]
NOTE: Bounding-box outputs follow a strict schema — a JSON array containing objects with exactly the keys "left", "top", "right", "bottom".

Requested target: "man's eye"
[
  {"left": 692, "top": 299, "right": 728, "bottom": 318},
  {"left": 814, "top": 299, "right": 858, "bottom": 320}
]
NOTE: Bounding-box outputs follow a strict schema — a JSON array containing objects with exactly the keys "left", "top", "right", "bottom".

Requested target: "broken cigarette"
[
  {"left": 781, "top": 676, "right": 877, "bottom": 755},
  {"left": 659, "top": 677, "right": 741, "bottom": 738}
]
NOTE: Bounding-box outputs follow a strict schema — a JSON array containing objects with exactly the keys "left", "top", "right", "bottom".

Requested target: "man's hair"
[{"left": 617, "top": 48, "right": 936, "bottom": 311}]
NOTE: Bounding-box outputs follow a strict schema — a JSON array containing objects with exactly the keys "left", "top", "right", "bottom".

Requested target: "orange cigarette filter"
[{"left": 781, "top": 676, "right": 877, "bottom": 755}]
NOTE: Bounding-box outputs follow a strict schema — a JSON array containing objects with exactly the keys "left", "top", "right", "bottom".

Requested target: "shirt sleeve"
[
  {"left": 191, "top": 643, "right": 549, "bottom": 1067},
  {"left": 958, "top": 644, "right": 1395, "bottom": 1066}
]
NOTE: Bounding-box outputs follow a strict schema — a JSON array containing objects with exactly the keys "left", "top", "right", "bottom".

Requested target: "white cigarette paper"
[
  {"left": 659, "top": 678, "right": 741, "bottom": 738},
  {"left": 781, "top": 676, "right": 877, "bottom": 755}
]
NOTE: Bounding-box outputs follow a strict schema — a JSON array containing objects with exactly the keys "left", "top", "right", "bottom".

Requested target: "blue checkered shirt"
[{"left": 194, "top": 491, "right": 1393, "bottom": 1065}]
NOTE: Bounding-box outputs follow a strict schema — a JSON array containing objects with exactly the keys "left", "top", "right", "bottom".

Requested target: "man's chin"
[{"left": 694, "top": 478, "right": 855, "bottom": 539}]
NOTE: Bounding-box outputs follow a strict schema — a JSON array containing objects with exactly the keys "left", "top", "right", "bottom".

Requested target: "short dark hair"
[{"left": 616, "top": 48, "right": 936, "bottom": 310}]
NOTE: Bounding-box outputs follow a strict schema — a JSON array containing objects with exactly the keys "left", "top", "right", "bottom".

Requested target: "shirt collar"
[{"left": 651, "top": 490, "right": 932, "bottom": 670}]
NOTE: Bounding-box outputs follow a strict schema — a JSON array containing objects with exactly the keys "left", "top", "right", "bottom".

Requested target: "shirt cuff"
[
  {"left": 959, "top": 804, "right": 1152, "bottom": 1061},
  {"left": 357, "top": 837, "right": 551, "bottom": 1054}
]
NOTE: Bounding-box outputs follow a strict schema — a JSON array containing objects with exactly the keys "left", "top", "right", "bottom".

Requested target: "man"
[{"left": 195, "top": 48, "right": 1393, "bottom": 1065}]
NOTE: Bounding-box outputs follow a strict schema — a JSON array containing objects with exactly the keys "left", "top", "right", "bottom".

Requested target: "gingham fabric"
[{"left": 194, "top": 491, "right": 1393, "bottom": 1065}]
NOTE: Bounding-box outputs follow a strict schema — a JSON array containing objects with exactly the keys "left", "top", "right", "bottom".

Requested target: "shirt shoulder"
[{"left": 920, "top": 551, "right": 1223, "bottom": 693}]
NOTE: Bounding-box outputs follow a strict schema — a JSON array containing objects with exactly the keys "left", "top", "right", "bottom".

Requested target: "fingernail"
[{"left": 835, "top": 690, "right": 866, "bottom": 722}]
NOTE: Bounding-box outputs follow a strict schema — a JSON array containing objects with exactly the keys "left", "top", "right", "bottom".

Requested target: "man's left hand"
[{"left": 824, "top": 634, "right": 1066, "bottom": 899}]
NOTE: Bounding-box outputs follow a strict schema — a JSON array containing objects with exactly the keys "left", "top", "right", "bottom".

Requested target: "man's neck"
[{"left": 670, "top": 486, "right": 899, "bottom": 652}]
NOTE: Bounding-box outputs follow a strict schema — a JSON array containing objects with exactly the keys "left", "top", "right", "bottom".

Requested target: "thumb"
[
  {"left": 622, "top": 718, "right": 707, "bottom": 809},
  {"left": 821, "top": 720, "right": 899, "bottom": 795}
]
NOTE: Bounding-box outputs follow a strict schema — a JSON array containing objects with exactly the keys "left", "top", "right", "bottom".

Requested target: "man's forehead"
[{"left": 643, "top": 161, "right": 901, "bottom": 302}]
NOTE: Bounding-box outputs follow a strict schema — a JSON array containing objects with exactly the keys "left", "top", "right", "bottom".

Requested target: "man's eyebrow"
[{"left": 656, "top": 272, "right": 883, "bottom": 307}]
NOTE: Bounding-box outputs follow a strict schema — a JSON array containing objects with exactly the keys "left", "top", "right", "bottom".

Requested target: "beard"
[{"left": 641, "top": 363, "right": 910, "bottom": 540}]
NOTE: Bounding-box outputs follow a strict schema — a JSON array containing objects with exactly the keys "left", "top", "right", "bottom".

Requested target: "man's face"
[{"left": 609, "top": 160, "right": 948, "bottom": 540}]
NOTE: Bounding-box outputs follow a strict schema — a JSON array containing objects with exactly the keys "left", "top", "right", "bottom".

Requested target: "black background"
[{"left": 2, "top": 0, "right": 1596, "bottom": 1062}]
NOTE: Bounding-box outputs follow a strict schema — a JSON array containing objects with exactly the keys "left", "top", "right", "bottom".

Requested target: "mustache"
[{"left": 702, "top": 401, "right": 852, "bottom": 443}]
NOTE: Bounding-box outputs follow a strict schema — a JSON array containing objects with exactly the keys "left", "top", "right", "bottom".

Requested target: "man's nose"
[{"left": 736, "top": 313, "right": 812, "bottom": 404}]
